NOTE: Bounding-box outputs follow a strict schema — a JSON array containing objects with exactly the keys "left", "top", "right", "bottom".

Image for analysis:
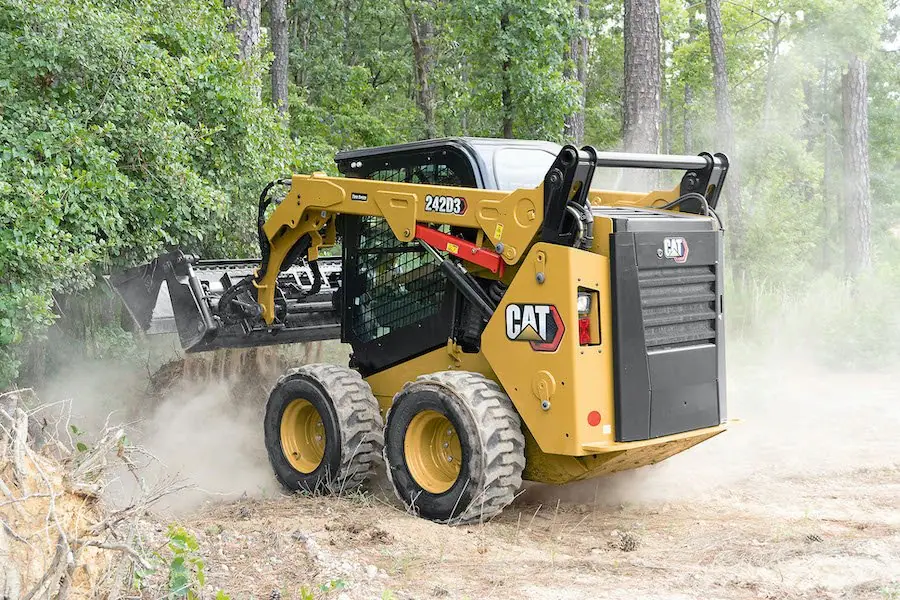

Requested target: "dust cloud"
[
  {"left": 36, "top": 348, "right": 287, "bottom": 515},
  {"left": 133, "top": 380, "right": 280, "bottom": 512},
  {"left": 521, "top": 346, "right": 900, "bottom": 508}
]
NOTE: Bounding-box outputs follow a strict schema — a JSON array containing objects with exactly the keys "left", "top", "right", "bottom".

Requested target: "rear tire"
[
  {"left": 383, "top": 371, "right": 525, "bottom": 524},
  {"left": 264, "top": 364, "right": 383, "bottom": 494}
]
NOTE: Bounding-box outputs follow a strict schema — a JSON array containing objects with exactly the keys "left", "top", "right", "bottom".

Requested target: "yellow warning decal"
[
  {"left": 446, "top": 242, "right": 459, "bottom": 254},
  {"left": 494, "top": 223, "right": 504, "bottom": 240}
]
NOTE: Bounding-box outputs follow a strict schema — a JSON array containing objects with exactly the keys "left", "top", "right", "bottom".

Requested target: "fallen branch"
[
  {"left": 1, "top": 397, "right": 188, "bottom": 600},
  {"left": 21, "top": 534, "right": 69, "bottom": 600},
  {"left": 0, "top": 477, "right": 26, "bottom": 518},
  {"left": 74, "top": 538, "right": 152, "bottom": 570}
]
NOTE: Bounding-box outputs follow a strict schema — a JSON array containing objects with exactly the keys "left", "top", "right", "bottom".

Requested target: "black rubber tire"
[
  {"left": 383, "top": 371, "right": 525, "bottom": 524},
  {"left": 264, "top": 364, "right": 383, "bottom": 494}
]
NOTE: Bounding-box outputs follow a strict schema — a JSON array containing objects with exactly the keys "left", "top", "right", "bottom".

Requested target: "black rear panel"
[{"left": 603, "top": 207, "right": 725, "bottom": 442}]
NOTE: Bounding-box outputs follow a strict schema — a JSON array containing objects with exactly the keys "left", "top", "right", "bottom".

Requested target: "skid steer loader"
[{"left": 110, "top": 138, "right": 729, "bottom": 523}]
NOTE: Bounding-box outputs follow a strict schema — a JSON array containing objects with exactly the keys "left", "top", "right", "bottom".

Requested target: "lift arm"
[{"left": 253, "top": 172, "right": 547, "bottom": 323}]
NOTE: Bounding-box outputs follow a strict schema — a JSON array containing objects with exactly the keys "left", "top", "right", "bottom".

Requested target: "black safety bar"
[{"left": 540, "top": 146, "right": 729, "bottom": 249}]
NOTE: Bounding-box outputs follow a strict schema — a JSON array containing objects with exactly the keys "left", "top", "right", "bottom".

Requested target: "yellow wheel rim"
[
  {"left": 280, "top": 398, "right": 326, "bottom": 473},
  {"left": 404, "top": 410, "right": 462, "bottom": 494}
]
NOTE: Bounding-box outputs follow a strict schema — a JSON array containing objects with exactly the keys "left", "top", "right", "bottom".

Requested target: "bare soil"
[{"left": 139, "top": 359, "right": 900, "bottom": 600}]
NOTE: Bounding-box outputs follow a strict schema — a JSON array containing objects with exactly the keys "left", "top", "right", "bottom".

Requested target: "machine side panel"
[
  {"left": 481, "top": 243, "right": 615, "bottom": 456},
  {"left": 609, "top": 233, "right": 653, "bottom": 442},
  {"left": 716, "top": 230, "right": 727, "bottom": 423}
]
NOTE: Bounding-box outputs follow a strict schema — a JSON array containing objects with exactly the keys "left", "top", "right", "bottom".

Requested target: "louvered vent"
[{"left": 638, "top": 265, "right": 717, "bottom": 351}]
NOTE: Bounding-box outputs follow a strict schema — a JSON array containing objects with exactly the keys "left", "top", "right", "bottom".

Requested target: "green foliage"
[
  {"left": 167, "top": 526, "right": 206, "bottom": 600},
  {"left": 436, "top": 0, "right": 579, "bottom": 140},
  {"left": 0, "top": 0, "right": 304, "bottom": 387},
  {"left": 584, "top": 2, "right": 625, "bottom": 148},
  {"left": 298, "top": 587, "right": 315, "bottom": 600},
  {"left": 729, "top": 264, "right": 900, "bottom": 369},
  {"left": 287, "top": 0, "right": 420, "bottom": 148},
  {"left": 70, "top": 424, "right": 90, "bottom": 452}
]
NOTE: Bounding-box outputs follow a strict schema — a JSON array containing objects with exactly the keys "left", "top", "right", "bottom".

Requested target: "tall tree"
[
  {"left": 841, "top": 55, "right": 872, "bottom": 277},
  {"left": 683, "top": 81, "right": 693, "bottom": 153},
  {"left": 682, "top": 7, "right": 699, "bottom": 154},
  {"left": 564, "top": 0, "right": 589, "bottom": 145},
  {"left": 224, "top": 0, "right": 261, "bottom": 60},
  {"left": 270, "top": 0, "right": 289, "bottom": 114},
  {"left": 500, "top": 7, "right": 514, "bottom": 138},
  {"left": 404, "top": 0, "right": 437, "bottom": 138},
  {"left": 821, "top": 59, "right": 838, "bottom": 267},
  {"left": 623, "top": 0, "right": 661, "bottom": 153},
  {"left": 705, "top": 0, "right": 744, "bottom": 259}
]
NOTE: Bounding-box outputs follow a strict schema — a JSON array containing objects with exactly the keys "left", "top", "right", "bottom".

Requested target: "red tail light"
[
  {"left": 577, "top": 290, "right": 595, "bottom": 346},
  {"left": 578, "top": 316, "right": 591, "bottom": 345}
]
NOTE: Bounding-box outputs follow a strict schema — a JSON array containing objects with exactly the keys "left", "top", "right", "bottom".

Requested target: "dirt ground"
[{"left": 132, "top": 357, "right": 900, "bottom": 600}]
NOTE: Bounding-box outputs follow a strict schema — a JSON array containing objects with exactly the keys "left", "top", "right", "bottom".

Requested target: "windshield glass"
[{"left": 493, "top": 148, "right": 558, "bottom": 190}]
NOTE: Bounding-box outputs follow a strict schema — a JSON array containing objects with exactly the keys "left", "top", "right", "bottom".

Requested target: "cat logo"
[
  {"left": 505, "top": 304, "right": 565, "bottom": 352},
  {"left": 663, "top": 237, "right": 689, "bottom": 263}
]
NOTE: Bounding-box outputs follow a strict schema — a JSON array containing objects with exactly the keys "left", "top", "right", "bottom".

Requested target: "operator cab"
[{"left": 334, "top": 138, "right": 563, "bottom": 375}]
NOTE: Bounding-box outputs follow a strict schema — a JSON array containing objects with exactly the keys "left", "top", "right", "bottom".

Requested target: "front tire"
[
  {"left": 264, "top": 364, "right": 383, "bottom": 494},
  {"left": 384, "top": 371, "right": 525, "bottom": 524}
]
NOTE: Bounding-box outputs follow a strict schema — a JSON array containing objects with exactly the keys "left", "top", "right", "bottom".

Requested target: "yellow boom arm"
[{"left": 254, "top": 172, "right": 548, "bottom": 323}]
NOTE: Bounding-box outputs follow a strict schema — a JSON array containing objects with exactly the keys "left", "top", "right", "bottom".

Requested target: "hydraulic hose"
[
  {"left": 255, "top": 178, "right": 291, "bottom": 281},
  {"left": 565, "top": 201, "right": 594, "bottom": 250},
  {"left": 565, "top": 204, "right": 585, "bottom": 248},
  {"left": 659, "top": 192, "right": 723, "bottom": 230},
  {"left": 578, "top": 201, "right": 594, "bottom": 250}
]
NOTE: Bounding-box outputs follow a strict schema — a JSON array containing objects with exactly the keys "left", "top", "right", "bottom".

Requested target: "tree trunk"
[
  {"left": 500, "top": 9, "right": 514, "bottom": 139},
  {"left": 683, "top": 7, "right": 697, "bottom": 154},
  {"left": 623, "top": 0, "right": 661, "bottom": 153},
  {"left": 705, "top": 0, "right": 745, "bottom": 261},
  {"left": 821, "top": 59, "right": 837, "bottom": 268},
  {"left": 270, "top": 0, "right": 289, "bottom": 114},
  {"left": 761, "top": 16, "right": 781, "bottom": 128},
  {"left": 662, "top": 93, "right": 673, "bottom": 154},
  {"left": 841, "top": 56, "right": 872, "bottom": 278},
  {"left": 564, "top": 0, "right": 589, "bottom": 145},
  {"left": 683, "top": 82, "right": 693, "bottom": 153},
  {"left": 224, "top": 0, "right": 261, "bottom": 60},
  {"left": 404, "top": 0, "right": 437, "bottom": 139}
]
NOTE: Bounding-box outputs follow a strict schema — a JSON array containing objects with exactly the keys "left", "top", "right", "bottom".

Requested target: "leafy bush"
[
  {"left": 166, "top": 526, "right": 206, "bottom": 600},
  {"left": 0, "top": 0, "right": 319, "bottom": 388}
]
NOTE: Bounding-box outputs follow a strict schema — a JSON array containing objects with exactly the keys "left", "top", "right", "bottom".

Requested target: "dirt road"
[{"left": 143, "top": 359, "right": 900, "bottom": 600}]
